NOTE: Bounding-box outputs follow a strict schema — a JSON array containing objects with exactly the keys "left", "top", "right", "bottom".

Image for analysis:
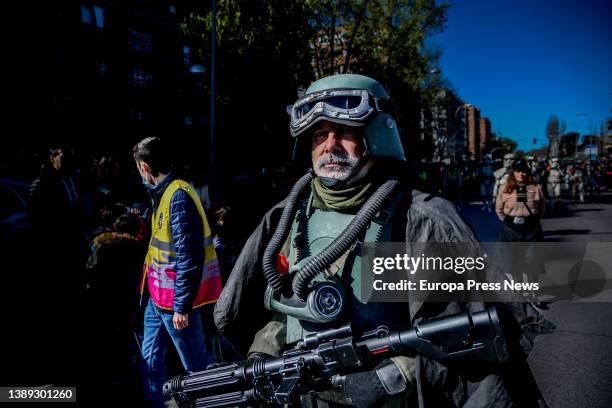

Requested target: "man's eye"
[{"left": 313, "top": 131, "right": 327, "bottom": 140}]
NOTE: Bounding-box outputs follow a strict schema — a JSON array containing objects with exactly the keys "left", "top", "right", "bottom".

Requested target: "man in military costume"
[
  {"left": 492, "top": 153, "right": 515, "bottom": 203},
  {"left": 571, "top": 162, "right": 586, "bottom": 203},
  {"left": 480, "top": 155, "right": 495, "bottom": 212},
  {"left": 546, "top": 158, "right": 563, "bottom": 213},
  {"left": 214, "top": 74, "right": 546, "bottom": 407}
]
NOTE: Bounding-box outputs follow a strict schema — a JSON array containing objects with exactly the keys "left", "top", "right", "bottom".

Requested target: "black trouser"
[
  {"left": 497, "top": 217, "right": 544, "bottom": 288},
  {"left": 498, "top": 216, "right": 543, "bottom": 242}
]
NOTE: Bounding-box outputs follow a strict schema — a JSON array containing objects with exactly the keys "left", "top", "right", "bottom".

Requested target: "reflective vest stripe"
[{"left": 151, "top": 237, "right": 175, "bottom": 252}]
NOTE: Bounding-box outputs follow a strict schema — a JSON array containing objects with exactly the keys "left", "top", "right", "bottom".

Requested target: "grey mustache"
[{"left": 318, "top": 154, "right": 351, "bottom": 167}]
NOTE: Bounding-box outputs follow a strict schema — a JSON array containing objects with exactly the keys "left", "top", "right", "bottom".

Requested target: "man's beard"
[{"left": 314, "top": 151, "right": 361, "bottom": 181}]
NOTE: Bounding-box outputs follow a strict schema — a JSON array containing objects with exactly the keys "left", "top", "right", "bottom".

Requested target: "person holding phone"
[{"left": 496, "top": 158, "right": 545, "bottom": 242}]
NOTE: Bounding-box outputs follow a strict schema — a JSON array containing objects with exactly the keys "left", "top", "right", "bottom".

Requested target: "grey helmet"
[{"left": 288, "top": 74, "right": 406, "bottom": 162}]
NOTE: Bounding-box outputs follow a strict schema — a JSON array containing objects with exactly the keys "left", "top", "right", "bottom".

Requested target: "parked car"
[{"left": 0, "top": 179, "right": 30, "bottom": 237}]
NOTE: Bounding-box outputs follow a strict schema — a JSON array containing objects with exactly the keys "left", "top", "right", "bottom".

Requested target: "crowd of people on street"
[
  {"left": 2, "top": 73, "right": 609, "bottom": 407},
  {"left": 4, "top": 136, "right": 609, "bottom": 407},
  {"left": 3, "top": 142, "right": 296, "bottom": 405},
  {"left": 413, "top": 154, "right": 609, "bottom": 214}
]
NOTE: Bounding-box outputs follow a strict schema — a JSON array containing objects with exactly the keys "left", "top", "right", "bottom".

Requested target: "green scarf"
[{"left": 312, "top": 178, "right": 374, "bottom": 211}]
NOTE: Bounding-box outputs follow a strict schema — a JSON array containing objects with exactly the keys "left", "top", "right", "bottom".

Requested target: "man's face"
[
  {"left": 311, "top": 121, "right": 363, "bottom": 181},
  {"left": 50, "top": 149, "right": 64, "bottom": 170},
  {"left": 135, "top": 160, "right": 153, "bottom": 184}
]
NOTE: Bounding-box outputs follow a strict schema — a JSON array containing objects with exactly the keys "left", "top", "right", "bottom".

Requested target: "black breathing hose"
[
  {"left": 292, "top": 179, "right": 400, "bottom": 300},
  {"left": 262, "top": 172, "right": 314, "bottom": 293}
]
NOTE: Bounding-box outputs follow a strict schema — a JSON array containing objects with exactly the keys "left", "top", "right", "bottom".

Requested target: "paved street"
[{"left": 462, "top": 192, "right": 612, "bottom": 408}]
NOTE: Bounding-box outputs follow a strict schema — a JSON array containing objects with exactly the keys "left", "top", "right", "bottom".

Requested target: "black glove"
[
  {"left": 247, "top": 352, "right": 274, "bottom": 362},
  {"left": 341, "top": 360, "right": 408, "bottom": 408}
]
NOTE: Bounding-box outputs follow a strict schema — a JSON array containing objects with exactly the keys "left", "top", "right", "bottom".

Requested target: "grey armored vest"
[{"left": 284, "top": 189, "right": 411, "bottom": 343}]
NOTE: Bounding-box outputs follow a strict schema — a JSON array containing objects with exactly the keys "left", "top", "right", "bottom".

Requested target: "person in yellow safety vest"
[{"left": 133, "top": 137, "right": 222, "bottom": 408}]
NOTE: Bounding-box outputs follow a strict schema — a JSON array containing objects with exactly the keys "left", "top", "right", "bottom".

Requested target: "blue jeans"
[{"left": 141, "top": 298, "right": 213, "bottom": 407}]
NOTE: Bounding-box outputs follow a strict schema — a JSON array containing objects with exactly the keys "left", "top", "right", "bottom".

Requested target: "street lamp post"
[
  {"left": 454, "top": 104, "right": 472, "bottom": 162},
  {"left": 210, "top": 0, "right": 217, "bottom": 186},
  {"left": 189, "top": 64, "right": 206, "bottom": 128}
]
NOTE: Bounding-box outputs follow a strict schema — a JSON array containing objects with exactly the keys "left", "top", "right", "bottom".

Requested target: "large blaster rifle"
[{"left": 164, "top": 307, "right": 510, "bottom": 408}]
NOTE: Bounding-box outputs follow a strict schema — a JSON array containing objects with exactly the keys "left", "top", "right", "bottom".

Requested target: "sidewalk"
[{"left": 460, "top": 194, "right": 612, "bottom": 408}]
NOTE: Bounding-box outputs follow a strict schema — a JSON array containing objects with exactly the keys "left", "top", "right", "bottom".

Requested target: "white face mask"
[
  {"left": 314, "top": 151, "right": 361, "bottom": 181},
  {"left": 137, "top": 162, "right": 155, "bottom": 189}
]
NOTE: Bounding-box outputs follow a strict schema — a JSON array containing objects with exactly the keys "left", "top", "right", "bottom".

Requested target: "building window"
[
  {"left": 169, "top": 4, "right": 177, "bottom": 14},
  {"left": 80, "top": 5, "right": 93, "bottom": 24},
  {"left": 130, "top": 109, "right": 146, "bottom": 122},
  {"left": 129, "top": 68, "right": 153, "bottom": 88},
  {"left": 129, "top": 30, "right": 153, "bottom": 54},
  {"left": 184, "top": 116, "right": 193, "bottom": 127},
  {"left": 93, "top": 6, "right": 104, "bottom": 28},
  {"left": 81, "top": 5, "right": 104, "bottom": 28},
  {"left": 96, "top": 105, "right": 112, "bottom": 122},
  {"left": 96, "top": 61, "right": 110, "bottom": 77},
  {"left": 183, "top": 46, "right": 191, "bottom": 65}
]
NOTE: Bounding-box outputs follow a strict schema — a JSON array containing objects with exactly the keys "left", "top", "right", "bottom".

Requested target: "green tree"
[
  {"left": 526, "top": 145, "right": 549, "bottom": 160},
  {"left": 496, "top": 136, "right": 518, "bottom": 154},
  {"left": 309, "top": 0, "right": 450, "bottom": 159},
  {"left": 181, "top": 1, "right": 316, "bottom": 173},
  {"left": 307, "top": 1, "right": 449, "bottom": 87},
  {"left": 180, "top": 0, "right": 450, "bottom": 171}
]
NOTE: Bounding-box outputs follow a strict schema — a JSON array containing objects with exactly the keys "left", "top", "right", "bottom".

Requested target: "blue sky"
[{"left": 431, "top": 0, "right": 611, "bottom": 150}]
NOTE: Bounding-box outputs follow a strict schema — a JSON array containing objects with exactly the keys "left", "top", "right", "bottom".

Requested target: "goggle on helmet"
[
  {"left": 287, "top": 74, "right": 406, "bottom": 162},
  {"left": 288, "top": 88, "right": 394, "bottom": 138}
]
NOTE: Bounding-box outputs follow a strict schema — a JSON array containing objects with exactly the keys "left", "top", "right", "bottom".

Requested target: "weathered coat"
[{"left": 214, "top": 185, "right": 547, "bottom": 407}]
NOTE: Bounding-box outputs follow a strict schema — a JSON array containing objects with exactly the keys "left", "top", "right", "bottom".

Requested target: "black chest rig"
[{"left": 262, "top": 175, "right": 411, "bottom": 344}]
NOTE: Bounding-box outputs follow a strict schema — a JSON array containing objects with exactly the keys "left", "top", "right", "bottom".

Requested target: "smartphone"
[{"left": 516, "top": 185, "right": 527, "bottom": 203}]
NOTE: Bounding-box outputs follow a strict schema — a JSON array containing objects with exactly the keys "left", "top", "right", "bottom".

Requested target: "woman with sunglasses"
[
  {"left": 496, "top": 158, "right": 545, "bottom": 242},
  {"left": 495, "top": 158, "right": 548, "bottom": 309}
]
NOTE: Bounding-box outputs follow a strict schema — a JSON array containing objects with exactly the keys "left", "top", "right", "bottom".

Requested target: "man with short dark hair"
[{"left": 134, "top": 137, "right": 222, "bottom": 407}]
